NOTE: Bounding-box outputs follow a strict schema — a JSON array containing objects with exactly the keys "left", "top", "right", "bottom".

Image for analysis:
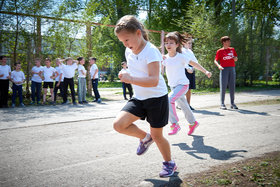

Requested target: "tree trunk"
[
  {"left": 36, "top": 17, "right": 42, "bottom": 59},
  {"left": 13, "top": 0, "right": 19, "bottom": 64},
  {"left": 26, "top": 34, "right": 31, "bottom": 98},
  {"left": 86, "top": 23, "right": 92, "bottom": 96}
]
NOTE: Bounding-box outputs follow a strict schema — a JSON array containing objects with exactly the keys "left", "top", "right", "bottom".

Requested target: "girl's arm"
[
  {"left": 119, "top": 61, "right": 160, "bottom": 87},
  {"left": 189, "top": 60, "right": 212, "bottom": 78}
]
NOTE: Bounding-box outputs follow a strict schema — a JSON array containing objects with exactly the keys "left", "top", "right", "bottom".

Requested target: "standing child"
[
  {"left": 113, "top": 15, "right": 176, "bottom": 177},
  {"left": 42, "top": 58, "right": 58, "bottom": 105},
  {"left": 59, "top": 57, "right": 78, "bottom": 105},
  {"left": 214, "top": 36, "right": 238, "bottom": 110},
  {"left": 89, "top": 57, "right": 101, "bottom": 103},
  {"left": 0, "top": 56, "right": 11, "bottom": 108},
  {"left": 30, "top": 58, "right": 44, "bottom": 105},
  {"left": 54, "top": 58, "right": 65, "bottom": 104},
  {"left": 77, "top": 57, "right": 88, "bottom": 104},
  {"left": 121, "top": 61, "right": 133, "bottom": 100},
  {"left": 11, "top": 62, "right": 25, "bottom": 107},
  {"left": 162, "top": 31, "right": 212, "bottom": 136}
]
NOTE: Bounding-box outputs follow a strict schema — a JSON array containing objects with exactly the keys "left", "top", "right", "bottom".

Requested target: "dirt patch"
[{"left": 180, "top": 151, "right": 280, "bottom": 186}]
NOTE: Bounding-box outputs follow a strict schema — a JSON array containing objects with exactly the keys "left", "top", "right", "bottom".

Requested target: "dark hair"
[
  {"left": 164, "top": 31, "right": 188, "bottom": 53},
  {"left": 220, "top": 36, "right": 230, "bottom": 44},
  {"left": 77, "top": 57, "right": 84, "bottom": 61},
  {"left": 89, "top": 57, "right": 97, "bottom": 61},
  {"left": 121, "top": 61, "right": 126, "bottom": 65},
  {"left": 114, "top": 15, "right": 149, "bottom": 41},
  {"left": 15, "top": 62, "right": 21, "bottom": 66},
  {"left": 0, "top": 55, "right": 7, "bottom": 60}
]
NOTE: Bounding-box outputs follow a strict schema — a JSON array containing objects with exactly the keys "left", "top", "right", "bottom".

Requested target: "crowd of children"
[{"left": 0, "top": 56, "right": 101, "bottom": 108}]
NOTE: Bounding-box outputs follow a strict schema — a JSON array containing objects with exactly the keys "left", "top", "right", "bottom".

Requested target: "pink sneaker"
[
  {"left": 188, "top": 121, "right": 199, "bottom": 135},
  {"left": 168, "top": 123, "right": 181, "bottom": 135}
]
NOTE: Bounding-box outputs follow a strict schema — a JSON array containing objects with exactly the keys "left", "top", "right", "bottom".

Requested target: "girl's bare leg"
[{"left": 150, "top": 127, "right": 171, "bottom": 161}]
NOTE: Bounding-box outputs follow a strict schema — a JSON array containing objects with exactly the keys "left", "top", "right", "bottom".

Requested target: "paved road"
[{"left": 0, "top": 90, "right": 279, "bottom": 187}]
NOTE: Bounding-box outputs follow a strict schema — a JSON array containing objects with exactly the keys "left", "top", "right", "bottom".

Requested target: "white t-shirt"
[
  {"left": 60, "top": 63, "right": 77, "bottom": 78},
  {"left": 90, "top": 64, "right": 99, "bottom": 79},
  {"left": 162, "top": 52, "right": 191, "bottom": 87},
  {"left": 182, "top": 47, "right": 198, "bottom": 70},
  {"left": 55, "top": 66, "right": 64, "bottom": 82},
  {"left": 0, "top": 65, "right": 11, "bottom": 80},
  {"left": 78, "top": 64, "right": 87, "bottom": 78},
  {"left": 43, "top": 66, "right": 57, "bottom": 82},
  {"left": 31, "top": 66, "right": 44, "bottom": 83},
  {"left": 125, "top": 41, "right": 167, "bottom": 100},
  {"left": 11, "top": 70, "right": 25, "bottom": 85}
]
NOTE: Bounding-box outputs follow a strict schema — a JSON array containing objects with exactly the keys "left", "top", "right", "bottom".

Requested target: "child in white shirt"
[
  {"left": 0, "top": 55, "right": 11, "bottom": 108},
  {"left": 11, "top": 62, "right": 25, "bottom": 107},
  {"left": 42, "top": 58, "right": 58, "bottom": 105},
  {"left": 31, "top": 58, "right": 44, "bottom": 105},
  {"left": 89, "top": 57, "right": 101, "bottom": 103},
  {"left": 54, "top": 58, "right": 64, "bottom": 103},
  {"left": 162, "top": 31, "right": 212, "bottom": 136},
  {"left": 77, "top": 57, "right": 88, "bottom": 104}
]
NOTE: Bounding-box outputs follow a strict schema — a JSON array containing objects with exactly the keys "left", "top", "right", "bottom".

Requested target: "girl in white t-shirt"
[
  {"left": 113, "top": 15, "right": 176, "bottom": 178},
  {"left": 11, "top": 62, "right": 25, "bottom": 107},
  {"left": 77, "top": 57, "right": 87, "bottom": 104},
  {"left": 0, "top": 55, "right": 11, "bottom": 108},
  {"left": 162, "top": 31, "right": 212, "bottom": 136}
]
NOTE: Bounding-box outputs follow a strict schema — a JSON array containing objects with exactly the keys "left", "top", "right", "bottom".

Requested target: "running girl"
[
  {"left": 113, "top": 15, "right": 176, "bottom": 177},
  {"left": 162, "top": 31, "right": 212, "bottom": 136}
]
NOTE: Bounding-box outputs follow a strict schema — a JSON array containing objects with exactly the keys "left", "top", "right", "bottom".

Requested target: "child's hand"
[
  {"left": 187, "top": 68, "right": 193, "bottom": 74},
  {"left": 119, "top": 70, "right": 132, "bottom": 84},
  {"left": 162, "top": 55, "right": 166, "bottom": 60},
  {"left": 218, "top": 65, "right": 224, "bottom": 70},
  {"left": 56, "top": 82, "right": 60, "bottom": 87},
  {"left": 205, "top": 71, "right": 212, "bottom": 78}
]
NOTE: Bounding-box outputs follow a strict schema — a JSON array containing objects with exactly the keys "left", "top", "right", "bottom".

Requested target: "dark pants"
[
  {"left": 122, "top": 82, "right": 133, "bottom": 99},
  {"left": 54, "top": 81, "right": 64, "bottom": 102},
  {"left": 31, "top": 81, "right": 42, "bottom": 103},
  {"left": 91, "top": 78, "right": 100, "bottom": 100},
  {"left": 0, "top": 79, "right": 9, "bottom": 107},
  {"left": 220, "top": 67, "right": 236, "bottom": 105},
  {"left": 63, "top": 78, "right": 75, "bottom": 103},
  {"left": 12, "top": 84, "right": 23, "bottom": 104}
]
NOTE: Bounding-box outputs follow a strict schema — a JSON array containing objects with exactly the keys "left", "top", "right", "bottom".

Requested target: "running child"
[
  {"left": 11, "top": 62, "right": 25, "bottom": 107},
  {"left": 30, "top": 58, "right": 44, "bottom": 105},
  {"left": 54, "top": 58, "right": 65, "bottom": 104},
  {"left": 42, "top": 58, "right": 58, "bottom": 105},
  {"left": 162, "top": 31, "right": 212, "bottom": 136},
  {"left": 77, "top": 57, "right": 88, "bottom": 104},
  {"left": 113, "top": 15, "right": 176, "bottom": 177}
]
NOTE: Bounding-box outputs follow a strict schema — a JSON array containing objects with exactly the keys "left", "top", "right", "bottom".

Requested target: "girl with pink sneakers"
[{"left": 162, "top": 32, "right": 212, "bottom": 136}]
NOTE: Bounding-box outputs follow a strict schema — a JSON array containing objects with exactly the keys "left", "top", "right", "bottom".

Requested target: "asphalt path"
[{"left": 0, "top": 90, "right": 279, "bottom": 187}]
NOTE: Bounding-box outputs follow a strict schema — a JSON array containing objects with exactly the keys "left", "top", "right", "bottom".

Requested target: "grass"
[{"left": 182, "top": 151, "right": 280, "bottom": 186}]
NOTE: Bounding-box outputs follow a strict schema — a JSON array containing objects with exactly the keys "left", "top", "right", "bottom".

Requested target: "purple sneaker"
[
  {"left": 159, "top": 161, "right": 177, "bottom": 177},
  {"left": 136, "top": 136, "right": 154, "bottom": 155}
]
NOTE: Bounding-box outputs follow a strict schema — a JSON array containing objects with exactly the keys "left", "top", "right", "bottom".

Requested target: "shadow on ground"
[
  {"left": 145, "top": 172, "right": 182, "bottom": 187},
  {"left": 173, "top": 135, "right": 247, "bottom": 160}
]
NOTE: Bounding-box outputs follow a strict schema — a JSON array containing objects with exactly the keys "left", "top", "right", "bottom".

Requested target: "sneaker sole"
[{"left": 137, "top": 140, "right": 154, "bottom": 156}]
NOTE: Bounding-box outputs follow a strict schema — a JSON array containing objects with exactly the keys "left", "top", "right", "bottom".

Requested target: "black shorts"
[
  {"left": 185, "top": 69, "right": 196, "bottom": 89},
  {"left": 43, "top": 82, "right": 54, "bottom": 89},
  {"left": 121, "top": 94, "right": 169, "bottom": 128}
]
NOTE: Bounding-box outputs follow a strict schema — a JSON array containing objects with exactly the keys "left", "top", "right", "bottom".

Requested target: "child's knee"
[
  {"left": 113, "top": 120, "right": 123, "bottom": 133},
  {"left": 151, "top": 132, "right": 164, "bottom": 142}
]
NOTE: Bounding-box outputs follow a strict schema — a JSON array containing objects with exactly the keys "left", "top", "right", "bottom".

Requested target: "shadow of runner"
[
  {"left": 233, "top": 109, "right": 268, "bottom": 116},
  {"left": 172, "top": 135, "right": 247, "bottom": 160},
  {"left": 193, "top": 109, "right": 223, "bottom": 116},
  {"left": 145, "top": 172, "right": 182, "bottom": 187}
]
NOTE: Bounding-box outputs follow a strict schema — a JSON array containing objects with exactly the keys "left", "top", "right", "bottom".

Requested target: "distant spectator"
[
  {"left": 214, "top": 36, "right": 238, "bottom": 110},
  {"left": 0, "top": 55, "right": 11, "bottom": 108},
  {"left": 30, "top": 58, "right": 44, "bottom": 105},
  {"left": 11, "top": 62, "right": 25, "bottom": 108},
  {"left": 77, "top": 57, "right": 88, "bottom": 104},
  {"left": 89, "top": 57, "right": 101, "bottom": 103},
  {"left": 54, "top": 58, "right": 65, "bottom": 104}
]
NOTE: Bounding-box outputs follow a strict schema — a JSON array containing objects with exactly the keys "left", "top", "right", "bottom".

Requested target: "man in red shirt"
[{"left": 214, "top": 36, "right": 238, "bottom": 110}]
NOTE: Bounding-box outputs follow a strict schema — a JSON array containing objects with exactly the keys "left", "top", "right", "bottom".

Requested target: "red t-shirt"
[{"left": 215, "top": 47, "right": 237, "bottom": 67}]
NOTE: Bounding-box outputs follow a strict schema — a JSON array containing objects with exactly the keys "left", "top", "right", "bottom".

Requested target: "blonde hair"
[
  {"left": 114, "top": 15, "right": 149, "bottom": 41},
  {"left": 164, "top": 31, "right": 188, "bottom": 53}
]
